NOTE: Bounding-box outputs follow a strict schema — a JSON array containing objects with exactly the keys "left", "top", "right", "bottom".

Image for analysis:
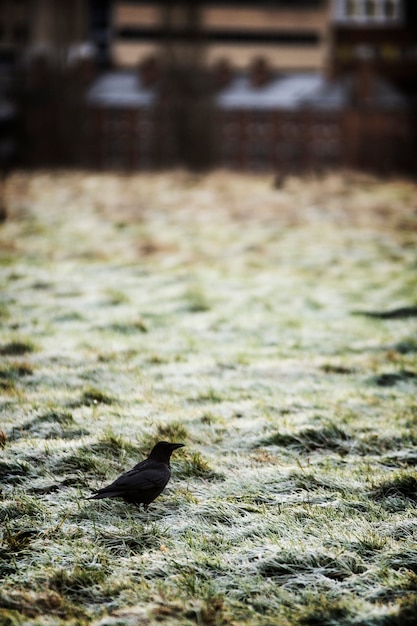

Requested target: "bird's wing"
[{"left": 106, "top": 464, "right": 170, "bottom": 492}]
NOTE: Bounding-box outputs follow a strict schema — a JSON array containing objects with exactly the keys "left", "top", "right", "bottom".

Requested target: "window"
[
  {"left": 365, "top": 0, "right": 375, "bottom": 16},
  {"left": 385, "top": 0, "right": 396, "bottom": 18},
  {"left": 333, "top": 0, "right": 403, "bottom": 23},
  {"left": 346, "top": 0, "right": 356, "bottom": 16}
]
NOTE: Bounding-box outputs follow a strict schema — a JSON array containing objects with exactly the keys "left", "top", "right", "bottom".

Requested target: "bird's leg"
[{"left": 142, "top": 503, "right": 151, "bottom": 523}]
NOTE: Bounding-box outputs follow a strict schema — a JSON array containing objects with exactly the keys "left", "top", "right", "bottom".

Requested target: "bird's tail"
[
  {"left": 87, "top": 492, "right": 101, "bottom": 500},
  {"left": 87, "top": 489, "right": 122, "bottom": 500}
]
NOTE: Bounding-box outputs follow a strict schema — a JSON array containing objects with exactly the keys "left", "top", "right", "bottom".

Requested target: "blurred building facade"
[
  {"left": 0, "top": 0, "right": 416, "bottom": 174},
  {"left": 0, "top": 0, "right": 89, "bottom": 61},
  {"left": 333, "top": 0, "right": 417, "bottom": 97},
  {"left": 112, "top": 1, "right": 332, "bottom": 72}
]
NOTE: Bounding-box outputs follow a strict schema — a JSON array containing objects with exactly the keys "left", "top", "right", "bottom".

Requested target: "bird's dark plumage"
[{"left": 88, "top": 441, "right": 184, "bottom": 508}]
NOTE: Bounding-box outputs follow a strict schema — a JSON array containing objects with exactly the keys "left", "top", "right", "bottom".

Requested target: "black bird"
[{"left": 88, "top": 441, "right": 184, "bottom": 508}]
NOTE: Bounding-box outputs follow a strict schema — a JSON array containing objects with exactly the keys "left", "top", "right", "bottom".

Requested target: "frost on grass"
[{"left": 0, "top": 171, "right": 416, "bottom": 625}]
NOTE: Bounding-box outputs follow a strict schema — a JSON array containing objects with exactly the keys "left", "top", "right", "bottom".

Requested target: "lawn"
[{"left": 0, "top": 170, "right": 416, "bottom": 626}]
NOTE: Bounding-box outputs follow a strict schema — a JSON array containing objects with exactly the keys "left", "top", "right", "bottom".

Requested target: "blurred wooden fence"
[
  {"left": 16, "top": 57, "right": 416, "bottom": 175},
  {"left": 86, "top": 105, "right": 414, "bottom": 175}
]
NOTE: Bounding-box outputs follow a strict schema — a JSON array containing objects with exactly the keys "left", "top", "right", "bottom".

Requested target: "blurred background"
[{"left": 0, "top": 0, "right": 416, "bottom": 177}]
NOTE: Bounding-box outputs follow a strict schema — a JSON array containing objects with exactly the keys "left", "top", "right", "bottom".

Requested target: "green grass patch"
[
  {"left": 143, "top": 421, "right": 189, "bottom": 449},
  {"left": 257, "top": 549, "right": 366, "bottom": 581},
  {"left": 370, "top": 472, "right": 417, "bottom": 502},
  {"left": 9, "top": 410, "right": 88, "bottom": 441},
  {"left": 175, "top": 450, "right": 221, "bottom": 480},
  {"left": 76, "top": 387, "right": 116, "bottom": 407},
  {"left": 89, "top": 430, "right": 141, "bottom": 458},
  {"left": 261, "top": 424, "right": 355, "bottom": 454},
  {"left": 105, "top": 319, "right": 148, "bottom": 334},
  {"left": 0, "top": 339, "right": 35, "bottom": 356},
  {"left": 54, "top": 449, "right": 108, "bottom": 477},
  {"left": 370, "top": 370, "right": 417, "bottom": 387},
  {"left": 183, "top": 285, "right": 211, "bottom": 313},
  {"left": 0, "top": 460, "right": 30, "bottom": 483},
  {"left": 98, "top": 522, "right": 168, "bottom": 555}
]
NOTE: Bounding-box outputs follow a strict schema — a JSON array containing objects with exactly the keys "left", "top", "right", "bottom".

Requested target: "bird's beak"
[{"left": 172, "top": 443, "right": 185, "bottom": 449}]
